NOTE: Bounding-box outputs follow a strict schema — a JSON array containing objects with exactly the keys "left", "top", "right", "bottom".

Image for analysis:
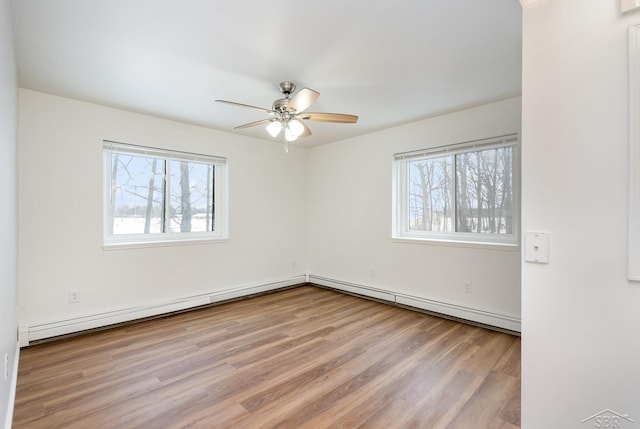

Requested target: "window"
[
  {"left": 393, "top": 134, "right": 518, "bottom": 245},
  {"left": 103, "top": 141, "right": 228, "bottom": 247}
]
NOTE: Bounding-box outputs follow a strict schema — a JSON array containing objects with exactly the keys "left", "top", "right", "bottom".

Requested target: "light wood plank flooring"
[{"left": 13, "top": 285, "right": 521, "bottom": 428}]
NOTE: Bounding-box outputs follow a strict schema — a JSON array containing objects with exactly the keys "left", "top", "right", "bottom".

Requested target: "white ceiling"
[{"left": 9, "top": 0, "right": 522, "bottom": 146}]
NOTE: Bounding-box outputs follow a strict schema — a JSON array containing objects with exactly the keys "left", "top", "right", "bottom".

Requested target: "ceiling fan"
[{"left": 216, "top": 81, "right": 358, "bottom": 151}]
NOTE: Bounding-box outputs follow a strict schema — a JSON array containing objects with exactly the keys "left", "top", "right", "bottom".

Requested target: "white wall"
[
  {"left": 17, "top": 91, "right": 522, "bottom": 339},
  {"left": 18, "top": 90, "right": 308, "bottom": 331},
  {"left": 307, "top": 98, "right": 521, "bottom": 323},
  {"left": 0, "top": 0, "right": 18, "bottom": 425},
  {"left": 522, "top": 2, "right": 640, "bottom": 427}
]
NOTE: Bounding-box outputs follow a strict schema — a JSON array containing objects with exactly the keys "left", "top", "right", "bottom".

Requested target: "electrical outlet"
[
  {"left": 69, "top": 289, "right": 80, "bottom": 303},
  {"left": 4, "top": 352, "right": 8, "bottom": 381},
  {"left": 463, "top": 281, "right": 472, "bottom": 294}
]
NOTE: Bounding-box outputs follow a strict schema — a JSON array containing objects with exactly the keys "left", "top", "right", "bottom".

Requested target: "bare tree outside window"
[
  {"left": 408, "top": 157, "right": 452, "bottom": 232},
  {"left": 110, "top": 154, "right": 163, "bottom": 235},
  {"left": 456, "top": 147, "right": 513, "bottom": 234},
  {"left": 168, "top": 160, "right": 214, "bottom": 233},
  {"left": 108, "top": 154, "right": 215, "bottom": 236},
  {"left": 398, "top": 140, "right": 516, "bottom": 242}
]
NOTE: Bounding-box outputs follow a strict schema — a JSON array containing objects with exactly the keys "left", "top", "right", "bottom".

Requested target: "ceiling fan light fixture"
[
  {"left": 287, "top": 119, "right": 305, "bottom": 138},
  {"left": 266, "top": 120, "right": 282, "bottom": 137}
]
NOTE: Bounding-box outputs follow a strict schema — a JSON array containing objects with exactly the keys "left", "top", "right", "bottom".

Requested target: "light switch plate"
[
  {"left": 622, "top": 0, "right": 640, "bottom": 12},
  {"left": 525, "top": 232, "right": 550, "bottom": 264}
]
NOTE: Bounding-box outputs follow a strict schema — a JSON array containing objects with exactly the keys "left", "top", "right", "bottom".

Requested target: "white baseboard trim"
[
  {"left": 19, "top": 273, "right": 520, "bottom": 345},
  {"left": 4, "top": 343, "right": 19, "bottom": 429},
  {"left": 310, "top": 275, "right": 396, "bottom": 302},
  {"left": 308, "top": 275, "right": 521, "bottom": 333},
  {"left": 21, "top": 275, "right": 307, "bottom": 344},
  {"left": 395, "top": 294, "right": 521, "bottom": 332}
]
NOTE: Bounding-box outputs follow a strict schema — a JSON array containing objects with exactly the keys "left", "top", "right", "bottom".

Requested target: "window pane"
[
  {"left": 110, "top": 154, "right": 164, "bottom": 235},
  {"left": 408, "top": 157, "right": 453, "bottom": 231},
  {"left": 168, "top": 160, "right": 214, "bottom": 233},
  {"left": 455, "top": 146, "right": 513, "bottom": 234}
]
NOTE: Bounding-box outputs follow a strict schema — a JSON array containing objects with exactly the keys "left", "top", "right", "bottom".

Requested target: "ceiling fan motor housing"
[
  {"left": 273, "top": 82, "right": 296, "bottom": 112},
  {"left": 272, "top": 98, "right": 290, "bottom": 112}
]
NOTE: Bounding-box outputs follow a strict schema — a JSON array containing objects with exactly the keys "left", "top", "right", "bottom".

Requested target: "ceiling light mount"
[{"left": 278, "top": 81, "right": 296, "bottom": 96}]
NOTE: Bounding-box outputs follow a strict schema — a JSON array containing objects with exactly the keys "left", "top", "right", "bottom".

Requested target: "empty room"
[{"left": 2, "top": 1, "right": 640, "bottom": 428}]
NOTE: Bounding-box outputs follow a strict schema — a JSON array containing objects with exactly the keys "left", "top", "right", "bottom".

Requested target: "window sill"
[
  {"left": 391, "top": 236, "right": 519, "bottom": 251},
  {"left": 103, "top": 237, "right": 229, "bottom": 250}
]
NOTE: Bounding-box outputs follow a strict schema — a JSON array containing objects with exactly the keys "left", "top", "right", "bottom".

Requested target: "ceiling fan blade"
[
  {"left": 300, "top": 121, "right": 312, "bottom": 137},
  {"left": 234, "top": 118, "right": 272, "bottom": 129},
  {"left": 301, "top": 112, "right": 358, "bottom": 123},
  {"left": 287, "top": 88, "right": 319, "bottom": 113},
  {"left": 216, "top": 99, "right": 273, "bottom": 114}
]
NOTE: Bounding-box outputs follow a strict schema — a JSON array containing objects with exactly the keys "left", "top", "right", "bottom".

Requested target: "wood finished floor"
[{"left": 13, "top": 286, "right": 521, "bottom": 429}]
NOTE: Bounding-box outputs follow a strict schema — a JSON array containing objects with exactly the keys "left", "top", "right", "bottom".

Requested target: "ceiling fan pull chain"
[{"left": 283, "top": 123, "right": 289, "bottom": 153}]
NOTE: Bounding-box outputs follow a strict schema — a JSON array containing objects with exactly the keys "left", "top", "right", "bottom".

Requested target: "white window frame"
[
  {"left": 392, "top": 134, "right": 519, "bottom": 247},
  {"left": 629, "top": 24, "right": 640, "bottom": 280},
  {"left": 103, "top": 140, "right": 228, "bottom": 249}
]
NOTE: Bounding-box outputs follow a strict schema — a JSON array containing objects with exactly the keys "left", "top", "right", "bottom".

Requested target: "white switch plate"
[
  {"left": 525, "top": 232, "right": 550, "bottom": 264},
  {"left": 622, "top": 0, "right": 640, "bottom": 12}
]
